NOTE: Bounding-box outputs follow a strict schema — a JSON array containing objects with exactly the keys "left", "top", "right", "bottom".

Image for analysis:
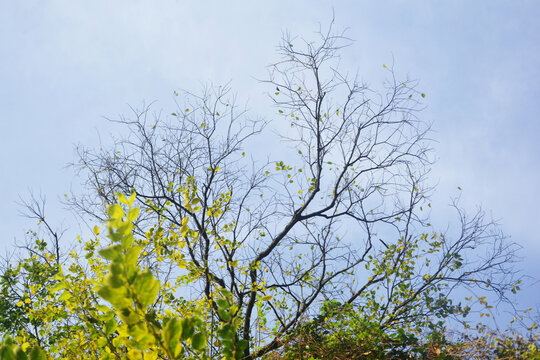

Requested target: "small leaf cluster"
[
  {"left": 0, "top": 192, "right": 253, "bottom": 359},
  {"left": 0, "top": 338, "right": 46, "bottom": 360}
]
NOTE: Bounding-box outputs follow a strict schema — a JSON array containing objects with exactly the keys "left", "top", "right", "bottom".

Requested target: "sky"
[{"left": 1, "top": 0, "right": 539, "bottom": 324}]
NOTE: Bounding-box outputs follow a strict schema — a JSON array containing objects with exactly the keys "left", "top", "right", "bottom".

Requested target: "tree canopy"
[{"left": 1, "top": 25, "right": 538, "bottom": 360}]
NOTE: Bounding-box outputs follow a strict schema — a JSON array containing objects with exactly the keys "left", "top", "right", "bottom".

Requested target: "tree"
[
  {"left": 0, "top": 194, "right": 63, "bottom": 342},
  {"left": 69, "top": 24, "right": 523, "bottom": 357},
  {"left": 1, "top": 24, "right": 533, "bottom": 359}
]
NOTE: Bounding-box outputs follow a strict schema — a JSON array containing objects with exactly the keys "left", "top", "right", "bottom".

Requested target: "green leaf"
[
  {"left": 50, "top": 282, "right": 67, "bottom": 293},
  {"left": 218, "top": 309, "right": 231, "bottom": 322},
  {"left": 28, "top": 347, "right": 46, "bottom": 360},
  {"left": 0, "top": 344, "right": 15, "bottom": 360},
  {"left": 117, "top": 308, "right": 140, "bottom": 326},
  {"left": 180, "top": 319, "right": 194, "bottom": 341},
  {"left": 163, "top": 318, "right": 182, "bottom": 357},
  {"left": 191, "top": 332, "right": 206, "bottom": 350},
  {"left": 217, "top": 324, "right": 234, "bottom": 341},
  {"left": 58, "top": 291, "right": 72, "bottom": 302},
  {"left": 98, "top": 286, "right": 131, "bottom": 308},
  {"left": 124, "top": 246, "right": 142, "bottom": 267},
  {"left": 127, "top": 207, "right": 139, "bottom": 222},
  {"left": 216, "top": 299, "right": 229, "bottom": 309},
  {"left": 219, "top": 289, "right": 232, "bottom": 299},
  {"left": 108, "top": 264, "right": 126, "bottom": 285},
  {"left": 14, "top": 348, "right": 28, "bottom": 360},
  {"left": 96, "top": 337, "right": 108, "bottom": 348},
  {"left": 107, "top": 204, "right": 124, "bottom": 219},
  {"left": 104, "top": 318, "right": 117, "bottom": 335},
  {"left": 99, "top": 245, "right": 122, "bottom": 261},
  {"left": 237, "top": 339, "right": 249, "bottom": 353},
  {"left": 133, "top": 270, "right": 160, "bottom": 308},
  {"left": 116, "top": 222, "right": 133, "bottom": 236}
]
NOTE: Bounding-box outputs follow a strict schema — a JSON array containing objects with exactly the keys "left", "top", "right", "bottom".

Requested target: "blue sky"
[{"left": 1, "top": 1, "right": 539, "bottom": 322}]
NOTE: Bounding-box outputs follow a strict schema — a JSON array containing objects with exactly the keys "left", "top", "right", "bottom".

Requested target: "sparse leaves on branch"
[{"left": 0, "top": 23, "right": 536, "bottom": 359}]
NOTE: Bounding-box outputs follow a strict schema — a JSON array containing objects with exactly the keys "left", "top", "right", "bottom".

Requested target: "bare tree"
[{"left": 71, "top": 24, "right": 519, "bottom": 359}]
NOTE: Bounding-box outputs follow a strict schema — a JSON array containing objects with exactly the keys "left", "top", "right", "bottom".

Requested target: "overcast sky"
[{"left": 1, "top": 0, "right": 538, "bottom": 321}]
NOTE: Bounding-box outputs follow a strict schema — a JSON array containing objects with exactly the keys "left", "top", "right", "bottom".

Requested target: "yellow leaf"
[
  {"left": 128, "top": 349, "right": 141, "bottom": 358},
  {"left": 262, "top": 295, "right": 273, "bottom": 301},
  {"left": 93, "top": 225, "right": 100, "bottom": 235}
]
